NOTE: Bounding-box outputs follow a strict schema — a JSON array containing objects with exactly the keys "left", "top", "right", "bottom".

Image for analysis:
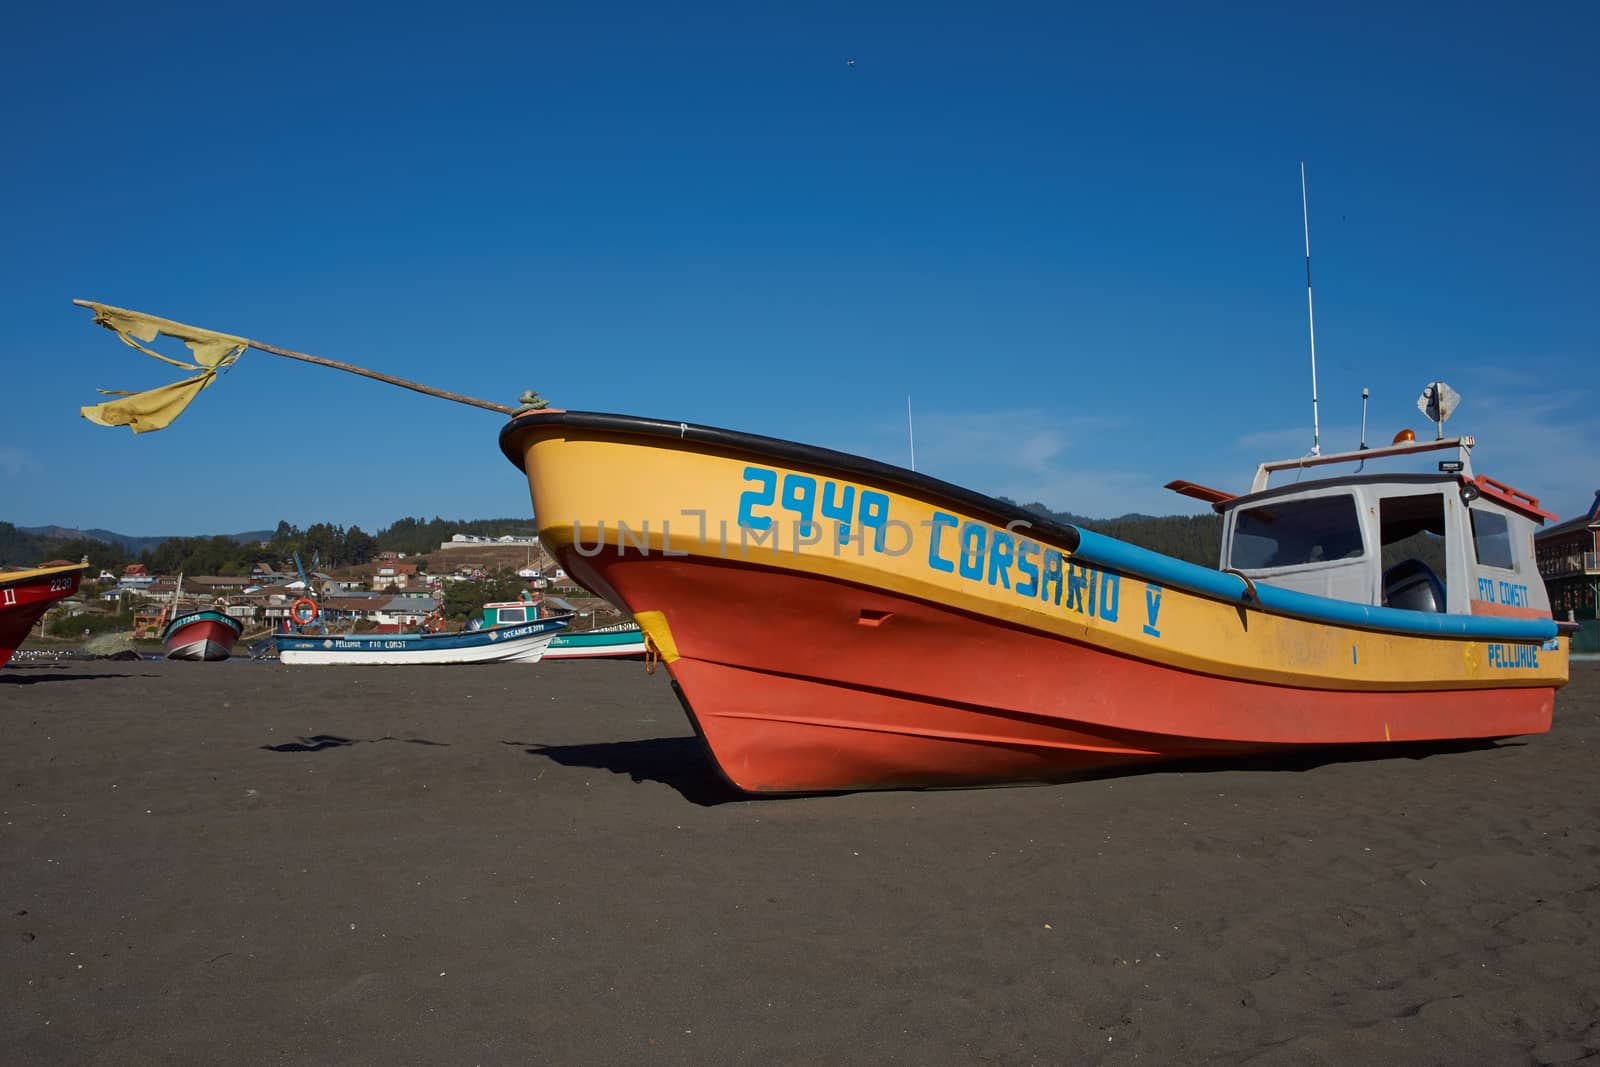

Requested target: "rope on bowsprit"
[
  {"left": 71, "top": 298, "right": 548, "bottom": 433},
  {"left": 643, "top": 632, "right": 661, "bottom": 675}
]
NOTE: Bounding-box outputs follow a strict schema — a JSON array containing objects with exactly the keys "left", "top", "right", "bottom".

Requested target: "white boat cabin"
[{"left": 1185, "top": 437, "right": 1554, "bottom": 618}]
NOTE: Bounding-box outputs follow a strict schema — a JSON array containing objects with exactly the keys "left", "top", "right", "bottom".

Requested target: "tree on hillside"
[
  {"left": 0, "top": 523, "right": 129, "bottom": 570},
  {"left": 343, "top": 525, "right": 377, "bottom": 566},
  {"left": 441, "top": 580, "right": 487, "bottom": 621}
]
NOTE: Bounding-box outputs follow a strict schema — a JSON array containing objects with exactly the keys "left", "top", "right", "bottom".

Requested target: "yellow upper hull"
[
  {"left": 0, "top": 561, "right": 90, "bottom": 587},
  {"left": 502, "top": 417, "right": 1567, "bottom": 693}
]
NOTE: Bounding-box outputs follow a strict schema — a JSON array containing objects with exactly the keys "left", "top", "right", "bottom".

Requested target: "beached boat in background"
[
  {"left": 163, "top": 608, "right": 244, "bottom": 661},
  {"left": 274, "top": 610, "right": 569, "bottom": 665},
  {"left": 545, "top": 621, "right": 648, "bottom": 660},
  {"left": 0, "top": 561, "right": 89, "bottom": 668},
  {"left": 473, "top": 600, "right": 647, "bottom": 659},
  {"left": 157, "top": 574, "right": 244, "bottom": 660},
  {"left": 500, "top": 410, "right": 1568, "bottom": 795}
]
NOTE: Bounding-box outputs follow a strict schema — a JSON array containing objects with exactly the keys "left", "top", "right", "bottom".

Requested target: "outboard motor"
[{"left": 1383, "top": 558, "right": 1446, "bottom": 613}]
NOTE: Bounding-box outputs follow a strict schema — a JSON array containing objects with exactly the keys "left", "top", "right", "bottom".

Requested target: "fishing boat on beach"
[
  {"left": 499, "top": 410, "right": 1570, "bottom": 795},
  {"left": 60, "top": 297, "right": 1573, "bottom": 792},
  {"left": 545, "top": 621, "right": 649, "bottom": 660},
  {"left": 0, "top": 561, "right": 89, "bottom": 668},
  {"left": 473, "top": 599, "right": 647, "bottom": 659},
  {"left": 158, "top": 575, "right": 244, "bottom": 661},
  {"left": 470, "top": 601, "right": 646, "bottom": 659},
  {"left": 273, "top": 605, "right": 569, "bottom": 665},
  {"left": 163, "top": 608, "right": 244, "bottom": 661}
]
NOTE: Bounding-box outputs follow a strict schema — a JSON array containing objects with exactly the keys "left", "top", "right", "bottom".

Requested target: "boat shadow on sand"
[
  {"left": 261, "top": 734, "right": 451, "bottom": 753},
  {"left": 1, "top": 668, "right": 160, "bottom": 685},
  {"left": 513, "top": 735, "right": 1518, "bottom": 807},
  {"left": 515, "top": 737, "right": 741, "bottom": 806},
  {"left": 1106, "top": 737, "right": 1515, "bottom": 781}
]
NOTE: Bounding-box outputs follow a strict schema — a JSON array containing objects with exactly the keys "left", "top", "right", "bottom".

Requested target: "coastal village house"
[
  {"left": 1535, "top": 490, "right": 1600, "bottom": 652},
  {"left": 370, "top": 561, "right": 418, "bottom": 590},
  {"left": 255, "top": 592, "right": 436, "bottom": 632}
]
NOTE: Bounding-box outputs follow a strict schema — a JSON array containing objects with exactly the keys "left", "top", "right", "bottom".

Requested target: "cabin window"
[
  {"left": 497, "top": 607, "right": 526, "bottom": 624},
  {"left": 1231, "top": 494, "right": 1364, "bottom": 569},
  {"left": 1377, "top": 494, "right": 1448, "bottom": 567},
  {"left": 1469, "top": 509, "right": 1515, "bottom": 570},
  {"left": 1377, "top": 493, "right": 1449, "bottom": 607}
]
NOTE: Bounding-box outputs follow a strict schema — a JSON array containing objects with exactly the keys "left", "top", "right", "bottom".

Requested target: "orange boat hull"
[{"left": 560, "top": 551, "right": 1555, "bottom": 793}]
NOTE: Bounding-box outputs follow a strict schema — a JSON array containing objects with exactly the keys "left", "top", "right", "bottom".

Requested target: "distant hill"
[
  {"left": 19, "top": 526, "right": 273, "bottom": 555},
  {"left": 1008, "top": 502, "right": 1222, "bottom": 567},
  {"left": 996, "top": 501, "right": 1144, "bottom": 526},
  {"left": 11, "top": 505, "right": 1224, "bottom": 574}
]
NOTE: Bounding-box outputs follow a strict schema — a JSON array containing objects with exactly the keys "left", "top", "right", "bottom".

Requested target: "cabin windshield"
[
  {"left": 1229, "top": 494, "right": 1363, "bottom": 570},
  {"left": 496, "top": 607, "right": 527, "bottom": 624}
]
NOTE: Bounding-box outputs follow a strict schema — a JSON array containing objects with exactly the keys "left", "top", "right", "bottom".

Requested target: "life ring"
[{"left": 290, "top": 598, "right": 319, "bottom": 625}]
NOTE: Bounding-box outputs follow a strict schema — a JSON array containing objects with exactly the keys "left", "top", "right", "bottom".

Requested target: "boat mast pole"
[
  {"left": 1301, "top": 162, "right": 1322, "bottom": 456},
  {"left": 1299, "top": 163, "right": 1324, "bottom": 454},
  {"left": 907, "top": 395, "right": 917, "bottom": 472}
]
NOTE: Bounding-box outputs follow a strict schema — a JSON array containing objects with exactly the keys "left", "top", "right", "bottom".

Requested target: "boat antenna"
[
  {"left": 1354, "top": 386, "right": 1370, "bottom": 473},
  {"left": 1301, "top": 161, "right": 1322, "bottom": 456},
  {"left": 907, "top": 395, "right": 917, "bottom": 472}
]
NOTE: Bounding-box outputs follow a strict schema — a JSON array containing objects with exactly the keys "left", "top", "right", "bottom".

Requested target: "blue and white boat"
[{"left": 274, "top": 609, "right": 569, "bottom": 665}]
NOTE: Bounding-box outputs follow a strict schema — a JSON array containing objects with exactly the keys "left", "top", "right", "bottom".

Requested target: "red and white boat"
[
  {"left": 157, "top": 575, "right": 243, "bottom": 660},
  {"left": 0, "top": 561, "right": 89, "bottom": 667},
  {"left": 162, "top": 608, "right": 244, "bottom": 661}
]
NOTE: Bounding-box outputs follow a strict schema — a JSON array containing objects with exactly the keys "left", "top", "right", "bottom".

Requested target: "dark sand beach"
[{"left": 3, "top": 658, "right": 1598, "bottom": 1065}]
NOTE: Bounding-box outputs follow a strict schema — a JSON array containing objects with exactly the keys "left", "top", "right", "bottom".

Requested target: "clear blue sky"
[{"left": 4, "top": 3, "right": 1594, "bottom": 537}]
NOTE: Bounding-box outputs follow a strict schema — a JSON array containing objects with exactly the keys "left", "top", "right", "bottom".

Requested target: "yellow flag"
[{"left": 79, "top": 304, "right": 249, "bottom": 433}]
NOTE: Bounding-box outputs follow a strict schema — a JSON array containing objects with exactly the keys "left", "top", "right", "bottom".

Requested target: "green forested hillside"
[
  {"left": 376, "top": 517, "right": 540, "bottom": 556},
  {"left": 0, "top": 522, "right": 131, "bottom": 570},
  {"left": 9, "top": 507, "right": 1224, "bottom": 576},
  {"left": 1017, "top": 504, "right": 1223, "bottom": 567}
]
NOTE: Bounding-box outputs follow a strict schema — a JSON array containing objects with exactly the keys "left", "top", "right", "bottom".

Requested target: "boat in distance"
[
  {"left": 1, "top": 561, "right": 89, "bottom": 668},
  {"left": 274, "top": 612, "right": 569, "bottom": 665},
  {"left": 474, "top": 600, "right": 648, "bottom": 660},
  {"left": 545, "top": 621, "right": 648, "bottom": 660},
  {"left": 499, "top": 409, "right": 1568, "bottom": 795},
  {"left": 154, "top": 576, "right": 243, "bottom": 661},
  {"left": 162, "top": 608, "right": 244, "bottom": 660}
]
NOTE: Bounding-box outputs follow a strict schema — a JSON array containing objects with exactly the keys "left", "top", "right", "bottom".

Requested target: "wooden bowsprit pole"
[{"left": 72, "top": 298, "right": 527, "bottom": 416}]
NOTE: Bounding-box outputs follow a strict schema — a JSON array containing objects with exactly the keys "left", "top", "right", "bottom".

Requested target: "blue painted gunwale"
[{"left": 1072, "top": 529, "right": 1556, "bottom": 642}]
